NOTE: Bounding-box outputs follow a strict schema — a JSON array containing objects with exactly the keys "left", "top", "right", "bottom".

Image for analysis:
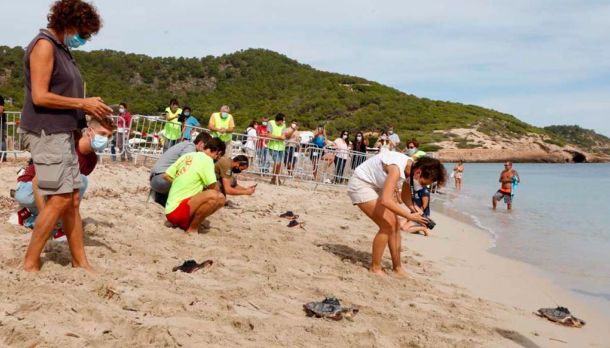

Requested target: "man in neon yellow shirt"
[
  {"left": 163, "top": 138, "right": 226, "bottom": 233},
  {"left": 164, "top": 98, "right": 183, "bottom": 152},
  {"left": 267, "top": 113, "right": 296, "bottom": 185},
  {"left": 208, "top": 105, "right": 235, "bottom": 144}
]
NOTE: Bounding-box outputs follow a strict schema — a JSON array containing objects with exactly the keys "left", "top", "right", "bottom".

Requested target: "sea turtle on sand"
[
  {"left": 303, "top": 297, "right": 359, "bottom": 320},
  {"left": 536, "top": 307, "right": 586, "bottom": 327}
]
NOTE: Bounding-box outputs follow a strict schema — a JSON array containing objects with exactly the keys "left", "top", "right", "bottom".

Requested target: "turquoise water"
[{"left": 435, "top": 163, "right": 610, "bottom": 316}]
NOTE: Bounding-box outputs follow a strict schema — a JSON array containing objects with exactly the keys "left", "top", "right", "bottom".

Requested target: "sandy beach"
[{"left": 0, "top": 160, "right": 609, "bottom": 347}]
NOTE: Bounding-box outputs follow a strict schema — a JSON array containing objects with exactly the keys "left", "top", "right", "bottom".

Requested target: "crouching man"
[
  {"left": 163, "top": 138, "right": 226, "bottom": 233},
  {"left": 150, "top": 132, "right": 211, "bottom": 206},
  {"left": 214, "top": 155, "right": 256, "bottom": 196}
]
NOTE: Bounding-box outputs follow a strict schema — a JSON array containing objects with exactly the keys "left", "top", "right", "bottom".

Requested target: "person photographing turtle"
[
  {"left": 347, "top": 151, "right": 447, "bottom": 276},
  {"left": 492, "top": 161, "right": 520, "bottom": 210}
]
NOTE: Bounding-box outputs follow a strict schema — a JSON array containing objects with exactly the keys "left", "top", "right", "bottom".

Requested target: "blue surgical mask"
[
  {"left": 91, "top": 134, "right": 109, "bottom": 151},
  {"left": 406, "top": 148, "right": 416, "bottom": 156},
  {"left": 184, "top": 112, "right": 190, "bottom": 116},
  {"left": 221, "top": 112, "right": 229, "bottom": 119},
  {"left": 64, "top": 33, "right": 87, "bottom": 49}
]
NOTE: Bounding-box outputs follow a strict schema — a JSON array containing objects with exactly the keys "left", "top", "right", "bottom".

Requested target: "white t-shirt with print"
[{"left": 352, "top": 150, "right": 412, "bottom": 190}]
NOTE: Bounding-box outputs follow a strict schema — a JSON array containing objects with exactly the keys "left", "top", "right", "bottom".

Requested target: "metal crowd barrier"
[
  {"left": 1, "top": 111, "right": 380, "bottom": 187},
  {"left": 0, "top": 111, "right": 27, "bottom": 162},
  {"left": 228, "top": 132, "right": 374, "bottom": 186}
]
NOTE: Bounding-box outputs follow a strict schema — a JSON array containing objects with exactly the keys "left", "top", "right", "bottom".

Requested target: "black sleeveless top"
[{"left": 20, "top": 29, "right": 85, "bottom": 134}]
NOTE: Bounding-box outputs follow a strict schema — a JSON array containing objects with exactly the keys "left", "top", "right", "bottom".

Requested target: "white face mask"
[
  {"left": 291, "top": 123, "right": 297, "bottom": 128},
  {"left": 381, "top": 135, "right": 388, "bottom": 141},
  {"left": 342, "top": 134, "right": 348, "bottom": 140},
  {"left": 356, "top": 136, "right": 362, "bottom": 141},
  {"left": 119, "top": 107, "right": 125, "bottom": 114}
]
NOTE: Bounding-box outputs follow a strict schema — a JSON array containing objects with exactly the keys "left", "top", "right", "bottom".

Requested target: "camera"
[{"left": 425, "top": 218, "right": 436, "bottom": 230}]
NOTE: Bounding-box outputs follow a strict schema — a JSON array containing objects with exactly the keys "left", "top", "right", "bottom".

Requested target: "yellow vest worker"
[{"left": 208, "top": 105, "right": 235, "bottom": 143}]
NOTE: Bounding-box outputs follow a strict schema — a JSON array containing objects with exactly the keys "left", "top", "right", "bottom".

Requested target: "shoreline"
[
  {"left": 411, "top": 209, "right": 610, "bottom": 347},
  {"left": 432, "top": 178, "right": 610, "bottom": 327},
  {"left": 0, "top": 162, "right": 609, "bottom": 347}
]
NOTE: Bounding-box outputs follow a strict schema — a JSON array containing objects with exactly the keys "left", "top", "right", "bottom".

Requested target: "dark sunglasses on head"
[{"left": 239, "top": 161, "right": 249, "bottom": 166}]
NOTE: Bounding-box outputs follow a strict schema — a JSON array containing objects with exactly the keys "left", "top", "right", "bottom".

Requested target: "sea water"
[{"left": 434, "top": 163, "right": 610, "bottom": 317}]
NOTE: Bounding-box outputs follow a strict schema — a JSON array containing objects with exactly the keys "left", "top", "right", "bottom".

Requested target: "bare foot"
[
  {"left": 392, "top": 267, "right": 408, "bottom": 277},
  {"left": 23, "top": 259, "right": 41, "bottom": 272},
  {"left": 369, "top": 268, "right": 386, "bottom": 276},
  {"left": 72, "top": 261, "right": 96, "bottom": 273}
]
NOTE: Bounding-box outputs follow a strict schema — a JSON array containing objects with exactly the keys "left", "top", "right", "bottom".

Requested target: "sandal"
[
  {"left": 287, "top": 220, "right": 299, "bottom": 228},
  {"left": 172, "top": 259, "right": 214, "bottom": 273},
  {"left": 280, "top": 211, "right": 295, "bottom": 218}
]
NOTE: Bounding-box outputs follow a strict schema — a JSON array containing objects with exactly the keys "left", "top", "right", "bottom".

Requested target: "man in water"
[{"left": 492, "top": 161, "right": 520, "bottom": 210}]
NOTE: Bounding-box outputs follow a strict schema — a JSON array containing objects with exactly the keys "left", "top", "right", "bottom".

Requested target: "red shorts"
[{"left": 166, "top": 198, "right": 192, "bottom": 230}]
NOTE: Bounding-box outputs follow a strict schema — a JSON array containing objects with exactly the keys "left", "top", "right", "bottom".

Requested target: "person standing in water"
[
  {"left": 492, "top": 161, "right": 520, "bottom": 210},
  {"left": 347, "top": 151, "right": 447, "bottom": 275},
  {"left": 453, "top": 160, "right": 464, "bottom": 191}
]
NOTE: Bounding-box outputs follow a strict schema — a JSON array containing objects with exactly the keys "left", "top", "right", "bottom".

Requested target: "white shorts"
[{"left": 347, "top": 177, "right": 381, "bottom": 205}]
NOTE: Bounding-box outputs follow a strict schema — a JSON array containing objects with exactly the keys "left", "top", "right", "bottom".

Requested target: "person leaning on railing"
[
  {"left": 351, "top": 131, "right": 368, "bottom": 170},
  {"left": 19, "top": 0, "right": 112, "bottom": 272},
  {"left": 266, "top": 113, "right": 295, "bottom": 185}
]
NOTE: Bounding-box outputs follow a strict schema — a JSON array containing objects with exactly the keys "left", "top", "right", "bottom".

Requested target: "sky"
[{"left": 1, "top": 0, "right": 609, "bottom": 136}]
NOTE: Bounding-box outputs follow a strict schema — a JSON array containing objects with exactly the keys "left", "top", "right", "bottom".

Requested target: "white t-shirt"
[
  {"left": 245, "top": 127, "right": 257, "bottom": 150},
  {"left": 333, "top": 138, "right": 349, "bottom": 159},
  {"left": 389, "top": 133, "right": 400, "bottom": 146},
  {"left": 352, "top": 151, "right": 412, "bottom": 189}
]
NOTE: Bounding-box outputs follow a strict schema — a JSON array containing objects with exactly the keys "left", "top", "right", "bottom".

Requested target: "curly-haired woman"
[{"left": 21, "top": 0, "right": 112, "bottom": 272}]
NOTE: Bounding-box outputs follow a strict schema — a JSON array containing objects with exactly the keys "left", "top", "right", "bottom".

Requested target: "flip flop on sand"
[
  {"left": 287, "top": 220, "right": 300, "bottom": 227},
  {"left": 280, "top": 211, "right": 295, "bottom": 218},
  {"left": 172, "top": 259, "right": 214, "bottom": 273}
]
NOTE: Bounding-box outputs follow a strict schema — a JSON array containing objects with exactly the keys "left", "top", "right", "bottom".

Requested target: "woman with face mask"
[
  {"left": 375, "top": 131, "right": 395, "bottom": 152},
  {"left": 351, "top": 131, "right": 368, "bottom": 170},
  {"left": 347, "top": 151, "right": 447, "bottom": 275},
  {"left": 332, "top": 130, "right": 351, "bottom": 183},
  {"left": 20, "top": 0, "right": 112, "bottom": 273}
]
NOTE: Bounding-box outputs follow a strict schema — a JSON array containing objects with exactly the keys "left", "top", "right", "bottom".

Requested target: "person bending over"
[
  {"left": 347, "top": 151, "right": 446, "bottom": 276},
  {"left": 150, "top": 132, "right": 212, "bottom": 206},
  {"left": 163, "top": 138, "right": 226, "bottom": 233},
  {"left": 214, "top": 155, "right": 256, "bottom": 196},
  {"left": 15, "top": 117, "right": 114, "bottom": 231}
]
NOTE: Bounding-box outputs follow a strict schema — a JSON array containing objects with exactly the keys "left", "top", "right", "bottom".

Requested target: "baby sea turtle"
[
  {"left": 303, "top": 297, "right": 359, "bottom": 320},
  {"left": 536, "top": 306, "right": 585, "bottom": 327}
]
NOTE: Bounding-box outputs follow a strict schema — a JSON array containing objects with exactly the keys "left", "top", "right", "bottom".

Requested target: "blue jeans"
[
  {"left": 257, "top": 147, "right": 269, "bottom": 171},
  {"left": 15, "top": 175, "right": 89, "bottom": 226}
]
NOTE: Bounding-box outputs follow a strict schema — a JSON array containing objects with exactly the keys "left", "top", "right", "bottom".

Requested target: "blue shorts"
[
  {"left": 414, "top": 187, "right": 431, "bottom": 217},
  {"left": 269, "top": 149, "right": 284, "bottom": 163}
]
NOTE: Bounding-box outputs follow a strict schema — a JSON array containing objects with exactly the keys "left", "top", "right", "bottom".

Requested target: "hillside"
[{"left": 1, "top": 46, "right": 608, "bottom": 160}]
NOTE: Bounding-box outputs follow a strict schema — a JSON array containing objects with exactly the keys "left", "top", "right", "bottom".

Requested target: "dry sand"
[{"left": 0, "top": 160, "right": 609, "bottom": 347}]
